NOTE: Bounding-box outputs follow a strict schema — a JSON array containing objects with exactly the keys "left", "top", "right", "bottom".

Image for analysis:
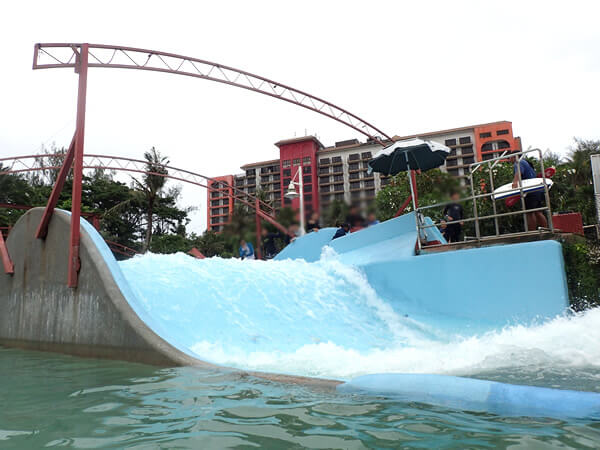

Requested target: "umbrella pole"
[{"left": 405, "top": 154, "right": 421, "bottom": 254}]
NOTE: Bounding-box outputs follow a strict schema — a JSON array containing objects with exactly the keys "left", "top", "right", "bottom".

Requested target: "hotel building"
[{"left": 207, "top": 120, "right": 522, "bottom": 232}]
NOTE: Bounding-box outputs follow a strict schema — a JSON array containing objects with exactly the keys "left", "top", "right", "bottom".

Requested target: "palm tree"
[{"left": 134, "top": 147, "right": 169, "bottom": 252}]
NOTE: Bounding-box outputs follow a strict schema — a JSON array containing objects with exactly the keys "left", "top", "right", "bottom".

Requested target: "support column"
[
  {"left": 68, "top": 44, "right": 89, "bottom": 288},
  {"left": 255, "top": 198, "right": 262, "bottom": 260}
]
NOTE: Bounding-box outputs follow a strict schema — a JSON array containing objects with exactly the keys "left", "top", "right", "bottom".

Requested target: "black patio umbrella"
[{"left": 368, "top": 138, "right": 451, "bottom": 211}]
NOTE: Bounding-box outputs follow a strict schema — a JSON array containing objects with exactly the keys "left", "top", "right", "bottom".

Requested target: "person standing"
[
  {"left": 306, "top": 212, "right": 321, "bottom": 232},
  {"left": 366, "top": 213, "right": 380, "bottom": 227},
  {"left": 441, "top": 191, "right": 464, "bottom": 243},
  {"left": 511, "top": 154, "right": 548, "bottom": 231},
  {"left": 261, "top": 229, "right": 280, "bottom": 260},
  {"left": 332, "top": 222, "right": 350, "bottom": 240},
  {"left": 239, "top": 239, "right": 255, "bottom": 260}
]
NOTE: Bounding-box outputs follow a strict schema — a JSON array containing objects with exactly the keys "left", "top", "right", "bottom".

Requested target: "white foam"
[{"left": 120, "top": 252, "right": 600, "bottom": 380}]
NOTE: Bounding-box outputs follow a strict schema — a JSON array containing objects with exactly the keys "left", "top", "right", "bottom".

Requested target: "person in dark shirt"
[
  {"left": 441, "top": 191, "right": 463, "bottom": 243},
  {"left": 332, "top": 223, "right": 350, "bottom": 240},
  {"left": 346, "top": 206, "right": 365, "bottom": 230},
  {"left": 306, "top": 212, "right": 321, "bottom": 232},
  {"left": 511, "top": 154, "right": 548, "bottom": 231},
  {"left": 261, "top": 228, "right": 281, "bottom": 260}
]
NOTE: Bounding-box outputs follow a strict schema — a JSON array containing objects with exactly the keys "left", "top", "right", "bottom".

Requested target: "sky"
[{"left": 1, "top": 0, "right": 599, "bottom": 233}]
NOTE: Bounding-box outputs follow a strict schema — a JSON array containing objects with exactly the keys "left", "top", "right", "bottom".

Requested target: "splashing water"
[{"left": 119, "top": 252, "right": 600, "bottom": 383}]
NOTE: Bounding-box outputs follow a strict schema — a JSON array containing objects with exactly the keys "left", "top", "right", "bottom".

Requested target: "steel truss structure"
[
  {"left": 34, "top": 44, "right": 391, "bottom": 143},
  {"left": 0, "top": 152, "right": 288, "bottom": 241},
  {"left": 27, "top": 43, "right": 392, "bottom": 287}
]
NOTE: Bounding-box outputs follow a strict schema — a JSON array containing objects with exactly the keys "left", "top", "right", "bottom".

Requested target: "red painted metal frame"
[
  {"left": 36, "top": 135, "right": 76, "bottom": 239},
  {"left": 1, "top": 153, "right": 291, "bottom": 242},
  {"left": 0, "top": 231, "right": 14, "bottom": 275},
  {"left": 33, "top": 43, "right": 392, "bottom": 143},
  {"left": 29, "top": 42, "right": 400, "bottom": 284},
  {"left": 1, "top": 153, "right": 291, "bottom": 236}
]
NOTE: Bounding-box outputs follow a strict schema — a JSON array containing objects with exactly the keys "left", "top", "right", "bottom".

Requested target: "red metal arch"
[
  {"left": 31, "top": 43, "right": 392, "bottom": 287},
  {"left": 0, "top": 153, "right": 288, "bottom": 234},
  {"left": 34, "top": 44, "right": 392, "bottom": 143}
]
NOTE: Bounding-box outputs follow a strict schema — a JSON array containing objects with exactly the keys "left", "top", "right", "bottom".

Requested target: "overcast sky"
[{"left": 1, "top": 1, "right": 599, "bottom": 232}]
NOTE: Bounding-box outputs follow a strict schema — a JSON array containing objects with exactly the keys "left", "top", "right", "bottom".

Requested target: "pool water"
[{"left": 1, "top": 348, "right": 599, "bottom": 449}]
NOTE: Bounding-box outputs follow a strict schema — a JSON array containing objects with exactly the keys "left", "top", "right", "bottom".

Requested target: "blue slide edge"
[{"left": 337, "top": 373, "right": 600, "bottom": 419}]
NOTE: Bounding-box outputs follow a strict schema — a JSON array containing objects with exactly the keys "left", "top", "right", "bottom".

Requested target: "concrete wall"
[{"left": 0, "top": 208, "right": 200, "bottom": 366}]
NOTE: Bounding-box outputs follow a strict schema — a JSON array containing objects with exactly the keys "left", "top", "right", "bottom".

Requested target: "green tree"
[
  {"left": 322, "top": 200, "right": 349, "bottom": 227},
  {"left": 133, "top": 147, "right": 169, "bottom": 252},
  {"left": 375, "top": 169, "right": 459, "bottom": 221}
]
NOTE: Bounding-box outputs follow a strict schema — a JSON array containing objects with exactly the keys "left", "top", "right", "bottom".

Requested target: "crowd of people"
[
  {"left": 238, "top": 208, "right": 383, "bottom": 260},
  {"left": 238, "top": 151, "right": 549, "bottom": 259}
]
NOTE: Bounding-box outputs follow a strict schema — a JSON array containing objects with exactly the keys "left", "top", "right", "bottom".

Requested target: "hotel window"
[
  {"left": 332, "top": 156, "right": 342, "bottom": 163},
  {"left": 320, "top": 176, "right": 330, "bottom": 184},
  {"left": 283, "top": 160, "right": 291, "bottom": 168},
  {"left": 479, "top": 132, "right": 492, "bottom": 139},
  {"left": 459, "top": 136, "right": 471, "bottom": 144},
  {"left": 303, "top": 165, "right": 311, "bottom": 174},
  {"left": 350, "top": 181, "right": 360, "bottom": 190},
  {"left": 445, "top": 139, "right": 457, "bottom": 146},
  {"left": 462, "top": 145, "right": 474, "bottom": 156},
  {"left": 303, "top": 175, "right": 312, "bottom": 184},
  {"left": 303, "top": 156, "right": 311, "bottom": 165},
  {"left": 304, "top": 193, "right": 312, "bottom": 202},
  {"left": 446, "top": 158, "right": 458, "bottom": 167},
  {"left": 333, "top": 165, "right": 343, "bottom": 173},
  {"left": 365, "top": 189, "right": 375, "bottom": 197},
  {"left": 365, "top": 180, "right": 375, "bottom": 188},
  {"left": 381, "top": 177, "right": 390, "bottom": 186},
  {"left": 448, "top": 168, "right": 459, "bottom": 176},
  {"left": 463, "top": 155, "right": 474, "bottom": 165},
  {"left": 361, "top": 152, "right": 372, "bottom": 159},
  {"left": 319, "top": 167, "right": 329, "bottom": 175},
  {"left": 349, "top": 153, "right": 360, "bottom": 161},
  {"left": 246, "top": 168, "right": 256, "bottom": 176},
  {"left": 319, "top": 158, "right": 330, "bottom": 165},
  {"left": 362, "top": 161, "right": 370, "bottom": 169},
  {"left": 293, "top": 158, "right": 301, "bottom": 165},
  {"left": 333, "top": 174, "right": 344, "bottom": 182},
  {"left": 211, "top": 191, "right": 220, "bottom": 198},
  {"left": 211, "top": 200, "right": 220, "bottom": 206},
  {"left": 349, "top": 162, "right": 359, "bottom": 171},
  {"left": 334, "top": 183, "right": 344, "bottom": 192},
  {"left": 283, "top": 169, "right": 291, "bottom": 177},
  {"left": 247, "top": 177, "right": 255, "bottom": 185},
  {"left": 349, "top": 172, "right": 359, "bottom": 180},
  {"left": 497, "top": 129, "right": 509, "bottom": 136},
  {"left": 321, "top": 185, "right": 330, "bottom": 192}
]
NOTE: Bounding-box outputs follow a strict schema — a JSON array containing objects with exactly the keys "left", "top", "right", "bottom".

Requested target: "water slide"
[{"left": 1, "top": 208, "right": 599, "bottom": 419}]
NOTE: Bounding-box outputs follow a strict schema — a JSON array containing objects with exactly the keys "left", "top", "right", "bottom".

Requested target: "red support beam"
[
  {"left": 35, "top": 134, "right": 76, "bottom": 239},
  {"left": 255, "top": 198, "right": 262, "bottom": 260},
  {"left": 67, "top": 43, "right": 89, "bottom": 288},
  {"left": 394, "top": 195, "right": 413, "bottom": 217},
  {"left": 0, "top": 231, "right": 14, "bottom": 275}
]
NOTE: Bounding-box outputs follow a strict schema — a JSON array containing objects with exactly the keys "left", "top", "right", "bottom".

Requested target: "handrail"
[{"left": 416, "top": 149, "right": 554, "bottom": 249}]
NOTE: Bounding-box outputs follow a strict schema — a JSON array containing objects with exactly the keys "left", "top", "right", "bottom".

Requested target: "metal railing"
[{"left": 415, "top": 149, "right": 554, "bottom": 251}]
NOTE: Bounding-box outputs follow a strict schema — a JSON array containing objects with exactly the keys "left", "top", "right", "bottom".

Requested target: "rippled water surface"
[{"left": 1, "top": 348, "right": 600, "bottom": 449}]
